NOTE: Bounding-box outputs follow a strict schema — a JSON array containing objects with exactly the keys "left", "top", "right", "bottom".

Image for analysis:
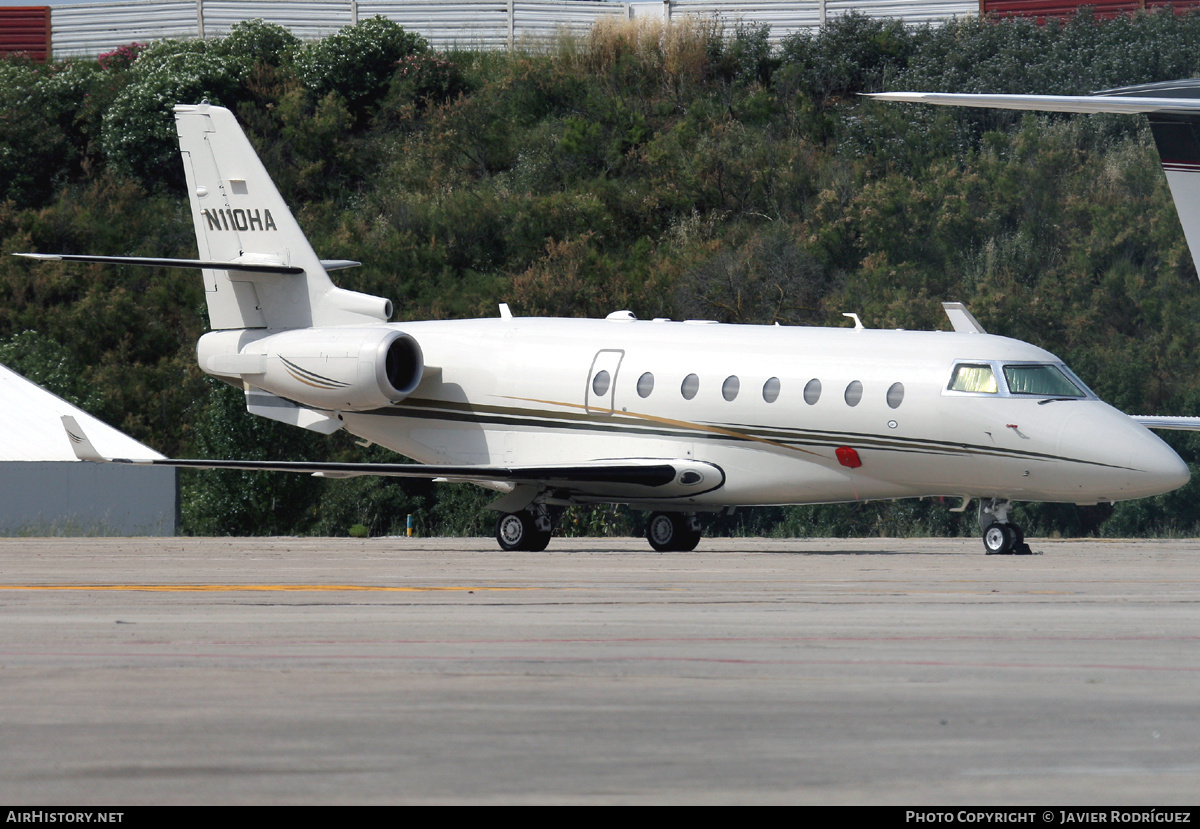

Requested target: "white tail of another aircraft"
[
  {"left": 871, "top": 79, "right": 1200, "bottom": 280},
  {"left": 174, "top": 102, "right": 392, "bottom": 330}
]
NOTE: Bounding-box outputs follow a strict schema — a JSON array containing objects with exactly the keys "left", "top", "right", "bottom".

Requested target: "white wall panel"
[
  {"left": 200, "top": 1, "right": 355, "bottom": 40},
  {"left": 0, "top": 462, "right": 177, "bottom": 536},
  {"left": 49, "top": 0, "right": 982, "bottom": 59},
  {"left": 670, "top": 1, "right": 823, "bottom": 40},
  {"left": 826, "top": 0, "right": 976, "bottom": 24},
  {"left": 53, "top": 1, "right": 196, "bottom": 57},
  {"left": 364, "top": 2, "right": 512, "bottom": 50}
]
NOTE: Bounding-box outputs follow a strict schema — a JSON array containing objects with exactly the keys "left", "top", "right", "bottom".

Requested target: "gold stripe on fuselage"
[{"left": 366, "top": 395, "right": 1127, "bottom": 470}]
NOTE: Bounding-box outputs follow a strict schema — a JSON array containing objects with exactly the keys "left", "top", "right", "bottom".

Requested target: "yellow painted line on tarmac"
[{"left": 0, "top": 584, "right": 531, "bottom": 593}]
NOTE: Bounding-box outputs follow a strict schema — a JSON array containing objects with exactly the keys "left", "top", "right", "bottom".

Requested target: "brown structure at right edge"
[
  {"left": 981, "top": 0, "right": 1200, "bottom": 20},
  {"left": 0, "top": 6, "right": 49, "bottom": 61}
]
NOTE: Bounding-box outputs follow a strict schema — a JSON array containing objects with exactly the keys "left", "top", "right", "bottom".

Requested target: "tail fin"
[
  {"left": 1104, "top": 81, "right": 1200, "bottom": 278},
  {"left": 174, "top": 102, "right": 392, "bottom": 330},
  {"left": 869, "top": 82, "right": 1200, "bottom": 278}
]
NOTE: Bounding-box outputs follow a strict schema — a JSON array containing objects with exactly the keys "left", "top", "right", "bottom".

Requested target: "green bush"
[
  {"left": 219, "top": 18, "right": 300, "bottom": 68},
  {"left": 0, "top": 57, "right": 114, "bottom": 205},
  {"left": 101, "top": 41, "right": 248, "bottom": 186},
  {"left": 294, "top": 16, "right": 428, "bottom": 114},
  {"left": 388, "top": 51, "right": 468, "bottom": 109},
  {"left": 779, "top": 12, "right": 913, "bottom": 103}
]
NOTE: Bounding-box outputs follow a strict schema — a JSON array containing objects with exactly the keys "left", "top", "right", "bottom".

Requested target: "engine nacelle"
[{"left": 197, "top": 326, "right": 423, "bottom": 412}]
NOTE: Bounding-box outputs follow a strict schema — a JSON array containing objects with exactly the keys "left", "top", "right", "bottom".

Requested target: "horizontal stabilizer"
[
  {"left": 15, "top": 252, "right": 304, "bottom": 275},
  {"left": 1131, "top": 416, "right": 1200, "bottom": 431}
]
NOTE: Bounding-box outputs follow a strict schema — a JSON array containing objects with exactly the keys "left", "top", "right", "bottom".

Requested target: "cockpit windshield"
[
  {"left": 947, "top": 363, "right": 998, "bottom": 394},
  {"left": 947, "top": 361, "right": 1093, "bottom": 398},
  {"left": 1002, "top": 364, "right": 1086, "bottom": 397}
]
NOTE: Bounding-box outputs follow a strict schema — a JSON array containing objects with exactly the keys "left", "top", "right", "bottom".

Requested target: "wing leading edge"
[
  {"left": 866, "top": 91, "right": 1200, "bottom": 116},
  {"left": 1131, "top": 416, "right": 1200, "bottom": 431}
]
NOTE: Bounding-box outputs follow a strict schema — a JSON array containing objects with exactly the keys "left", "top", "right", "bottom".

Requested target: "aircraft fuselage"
[{"left": 327, "top": 316, "right": 1188, "bottom": 510}]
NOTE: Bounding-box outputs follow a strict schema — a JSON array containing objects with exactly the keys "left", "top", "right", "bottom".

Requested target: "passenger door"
[{"left": 585, "top": 350, "right": 624, "bottom": 415}]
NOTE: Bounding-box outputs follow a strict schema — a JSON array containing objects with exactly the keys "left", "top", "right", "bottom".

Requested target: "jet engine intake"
[{"left": 197, "top": 326, "right": 423, "bottom": 411}]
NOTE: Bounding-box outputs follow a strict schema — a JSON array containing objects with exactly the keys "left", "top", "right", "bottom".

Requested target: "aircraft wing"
[
  {"left": 1131, "top": 416, "right": 1200, "bottom": 431},
  {"left": 60, "top": 417, "right": 724, "bottom": 501},
  {"left": 867, "top": 91, "right": 1200, "bottom": 115}
]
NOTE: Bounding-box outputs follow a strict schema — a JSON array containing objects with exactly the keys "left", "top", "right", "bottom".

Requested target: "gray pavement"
[{"left": 0, "top": 535, "right": 1198, "bottom": 804}]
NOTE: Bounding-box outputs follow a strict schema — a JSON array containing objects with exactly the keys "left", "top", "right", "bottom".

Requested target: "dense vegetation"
[{"left": 4, "top": 11, "right": 1200, "bottom": 538}]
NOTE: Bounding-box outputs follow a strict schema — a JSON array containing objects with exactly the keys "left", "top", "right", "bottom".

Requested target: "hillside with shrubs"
[{"left": 3, "top": 11, "right": 1200, "bottom": 538}]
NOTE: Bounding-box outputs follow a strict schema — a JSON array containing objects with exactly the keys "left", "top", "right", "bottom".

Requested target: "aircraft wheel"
[
  {"left": 495, "top": 511, "right": 550, "bottom": 552},
  {"left": 983, "top": 522, "right": 1016, "bottom": 555},
  {"left": 646, "top": 512, "right": 679, "bottom": 551},
  {"left": 525, "top": 527, "right": 552, "bottom": 552},
  {"left": 1010, "top": 524, "right": 1033, "bottom": 555},
  {"left": 674, "top": 526, "right": 702, "bottom": 553},
  {"left": 496, "top": 513, "right": 552, "bottom": 551},
  {"left": 646, "top": 512, "right": 701, "bottom": 552},
  {"left": 495, "top": 512, "right": 531, "bottom": 551}
]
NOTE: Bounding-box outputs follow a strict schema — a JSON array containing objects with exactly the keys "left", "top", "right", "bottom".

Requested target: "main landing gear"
[
  {"left": 979, "top": 499, "right": 1032, "bottom": 555},
  {"left": 645, "top": 512, "right": 701, "bottom": 552},
  {"left": 494, "top": 506, "right": 553, "bottom": 552},
  {"left": 492, "top": 507, "right": 704, "bottom": 553}
]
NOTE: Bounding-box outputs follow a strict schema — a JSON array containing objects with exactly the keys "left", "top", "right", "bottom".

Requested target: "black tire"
[
  {"left": 646, "top": 512, "right": 680, "bottom": 552},
  {"left": 496, "top": 512, "right": 532, "bottom": 551},
  {"left": 674, "top": 527, "right": 702, "bottom": 552},
  {"left": 1010, "top": 524, "right": 1033, "bottom": 555},
  {"left": 525, "top": 528, "right": 552, "bottom": 552},
  {"left": 496, "top": 511, "right": 553, "bottom": 552},
  {"left": 646, "top": 512, "right": 701, "bottom": 552},
  {"left": 983, "top": 522, "right": 1015, "bottom": 555}
]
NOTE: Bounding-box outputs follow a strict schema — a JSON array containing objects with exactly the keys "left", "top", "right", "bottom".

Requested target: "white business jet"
[{"left": 25, "top": 90, "right": 1200, "bottom": 554}]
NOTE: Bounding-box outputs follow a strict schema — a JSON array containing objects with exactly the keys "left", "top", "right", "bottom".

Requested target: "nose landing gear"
[{"left": 979, "top": 499, "right": 1032, "bottom": 555}]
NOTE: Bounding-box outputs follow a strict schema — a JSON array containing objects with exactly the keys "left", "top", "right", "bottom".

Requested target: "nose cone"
[
  {"left": 1130, "top": 427, "right": 1191, "bottom": 496},
  {"left": 1058, "top": 409, "right": 1189, "bottom": 500}
]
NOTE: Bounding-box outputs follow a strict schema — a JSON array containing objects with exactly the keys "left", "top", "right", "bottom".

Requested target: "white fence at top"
[{"left": 50, "top": 0, "right": 979, "bottom": 58}]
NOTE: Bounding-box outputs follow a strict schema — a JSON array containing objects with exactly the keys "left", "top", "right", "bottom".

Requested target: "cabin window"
[
  {"left": 844, "top": 380, "right": 863, "bottom": 407},
  {"left": 637, "top": 372, "right": 654, "bottom": 398},
  {"left": 803, "top": 379, "right": 821, "bottom": 405},
  {"left": 1003, "top": 364, "right": 1085, "bottom": 397},
  {"left": 948, "top": 363, "right": 998, "bottom": 394},
  {"left": 762, "top": 377, "right": 781, "bottom": 403},
  {"left": 722, "top": 376, "right": 740, "bottom": 401},
  {"left": 592, "top": 370, "right": 611, "bottom": 397},
  {"left": 886, "top": 382, "right": 904, "bottom": 409},
  {"left": 681, "top": 373, "right": 699, "bottom": 400}
]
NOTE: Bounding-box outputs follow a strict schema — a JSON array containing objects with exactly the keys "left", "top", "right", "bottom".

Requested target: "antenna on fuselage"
[{"left": 842, "top": 313, "right": 864, "bottom": 330}]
